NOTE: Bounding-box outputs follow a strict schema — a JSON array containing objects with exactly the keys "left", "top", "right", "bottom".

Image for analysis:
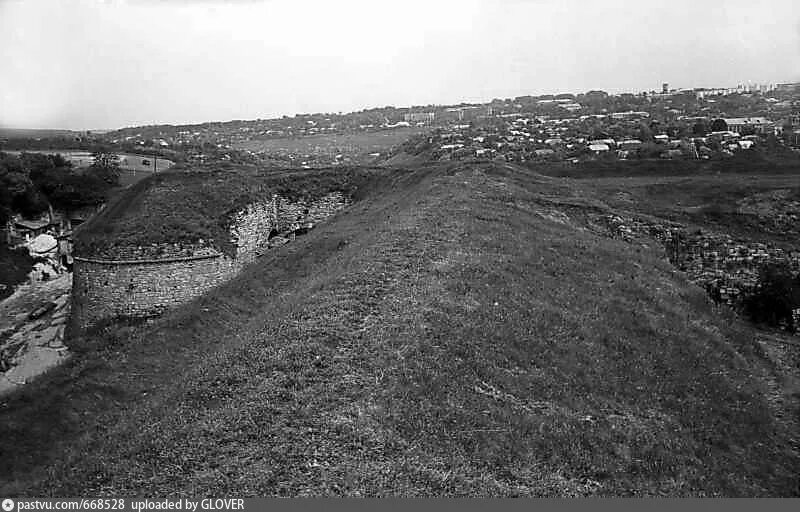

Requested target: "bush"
[
  {"left": 743, "top": 263, "right": 800, "bottom": 332},
  {"left": 0, "top": 245, "right": 34, "bottom": 300},
  {"left": 399, "top": 134, "right": 435, "bottom": 156}
]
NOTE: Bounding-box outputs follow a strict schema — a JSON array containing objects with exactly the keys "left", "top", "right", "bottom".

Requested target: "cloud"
[{"left": 2, "top": 0, "right": 798, "bottom": 129}]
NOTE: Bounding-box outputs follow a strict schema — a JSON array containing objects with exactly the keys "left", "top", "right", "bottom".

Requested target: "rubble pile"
[
  {"left": 736, "top": 191, "right": 800, "bottom": 234},
  {"left": 0, "top": 274, "right": 72, "bottom": 395},
  {"left": 594, "top": 213, "right": 800, "bottom": 314},
  {"left": 25, "top": 233, "right": 70, "bottom": 283}
]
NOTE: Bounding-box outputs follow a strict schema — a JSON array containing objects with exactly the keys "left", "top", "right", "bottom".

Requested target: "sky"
[{"left": 1, "top": 0, "right": 798, "bottom": 130}]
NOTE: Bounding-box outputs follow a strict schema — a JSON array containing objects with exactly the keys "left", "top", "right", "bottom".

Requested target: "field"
[
  {"left": 0, "top": 161, "right": 798, "bottom": 496},
  {"left": 0, "top": 129, "right": 79, "bottom": 139},
  {"left": 234, "top": 127, "right": 427, "bottom": 163}
]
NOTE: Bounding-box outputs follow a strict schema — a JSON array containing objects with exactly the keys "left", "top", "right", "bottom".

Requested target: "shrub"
[
  {"left": 743, "top": 263, "right": 800, "bottom": 332},
  {"left": 0, "top": 245, "right": 34, "bottom": 300}
]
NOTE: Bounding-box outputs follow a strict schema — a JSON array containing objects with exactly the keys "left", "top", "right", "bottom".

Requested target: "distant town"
[{"left": 2, "top": 80, "right": 799, "bottom": 169}]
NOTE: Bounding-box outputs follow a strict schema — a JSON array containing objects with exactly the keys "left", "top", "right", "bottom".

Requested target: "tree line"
[{"left": 0, "top": 149, "right": 120, "bottom": 225}]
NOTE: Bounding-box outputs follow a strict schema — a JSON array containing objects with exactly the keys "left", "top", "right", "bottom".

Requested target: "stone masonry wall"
[
  {"left": 71, "top": 254, "right": 236, "bottom": 330},
  {"left": 231, "top": 200, "right": 277, "bottom": 264},
  {"left": 71, "top": 192, "right": 348, "bottom": 332}
]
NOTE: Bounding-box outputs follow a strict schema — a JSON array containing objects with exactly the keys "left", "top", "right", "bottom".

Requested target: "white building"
[
  {"left": 723, "top": 117, "right": 772, "bottom": 134},
  {"left": 589, "top": 143, "right": 610, "bottom": 153}
]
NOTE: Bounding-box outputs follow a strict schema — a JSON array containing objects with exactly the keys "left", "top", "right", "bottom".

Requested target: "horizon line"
[{"left": 3, "top": 77, "right": 797, "bottom": 133}]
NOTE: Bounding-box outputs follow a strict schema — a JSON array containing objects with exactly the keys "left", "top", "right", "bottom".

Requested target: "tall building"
[{"left": 403, "top": 112, "right": 435, "bottom": 124}]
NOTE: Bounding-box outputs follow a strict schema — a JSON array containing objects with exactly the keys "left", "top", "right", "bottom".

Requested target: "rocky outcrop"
[
  {"left": 593, "top": 212, "right": 800, "bottom": 324},
  {"left": 0, "top": 274, "right": 71, "bottom": 395}
]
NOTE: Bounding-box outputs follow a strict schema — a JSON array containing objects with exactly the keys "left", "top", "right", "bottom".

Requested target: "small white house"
[{"left": 618, "top": 139, "right": 643, "bottom": 149}]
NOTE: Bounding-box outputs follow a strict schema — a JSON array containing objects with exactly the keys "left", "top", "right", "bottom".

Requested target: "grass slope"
[
  {"left": 533, "top": 151, "right": 800, "bottom": 180},
  {"left": 0, "top": 162, "right": 797, "bottom": 496},
  {"left": 74, "top": 166, "right": 385, "bottom": 257},
  {"left": 565, "top": 173, "right": 800, "bottom": 247}
]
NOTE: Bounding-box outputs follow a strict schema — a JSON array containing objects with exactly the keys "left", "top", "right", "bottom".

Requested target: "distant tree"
[
  {"left": 706, "top": 138, "right": 723, "bottom": 152},
  {"left": 0, "top": 152, "right": 50, "bottom": 223},
  {"left": 710, "top": 118, "right": 728, "bottom": 132},
  {"left": 85, "top": 165, "right": 120, "bottom": 186},
  {"left": 765, "top": 133, "right": 781, "bottom": 151},
  {"left": 692, "top": 121, "right": 708, "bottom": 136},
  {"left": 638, "top": 142, "right": 662, "bottom": 159},
  {"left": 0, "top": 151, "right": 117, "bottom": 216},
  {"left": 637, "top": 123, "right": 653, "bottom": 142},
  {"left": 0, "top": 170, "right": 27, "bottom": 224},
  {"left": 89, "top": 147, "right": 120, "bottom": 186},
  {"left": 91, "top": 147, "right": 120, "bottom": 170},
  {"left": 0, "top": 169, "right": 47, "bottom": 223},
  {"left": 25, "top": 152, "right": 71, "bottom": 187},
  {"left": 42, "top": 173, "right": 109, "bottom": 211},
  {"left": 739, "top": 125, "right": 756, "bottom": 137},
  {"left": 667, "top": 121, "right": 690, "bottom": 139}
]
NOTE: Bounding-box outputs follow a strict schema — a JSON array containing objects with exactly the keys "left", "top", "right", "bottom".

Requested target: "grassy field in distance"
[{"left": 233, "top": 127, "right": 427, "bottom": 158}]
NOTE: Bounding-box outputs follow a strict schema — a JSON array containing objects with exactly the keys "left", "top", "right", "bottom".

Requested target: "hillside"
[
  {"left": 0, "top": 128, "right": 81, "bottom": 139},
  {"left": 74, "top": 165, "right": 386, "bottom": 258},
  {"left": 0, "top": 162, "right": 798, "bottom": 496}
]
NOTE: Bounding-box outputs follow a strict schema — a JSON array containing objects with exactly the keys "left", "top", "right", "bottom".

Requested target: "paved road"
[{"left": 4, "top": 149, "right": 174, "bottom": 172}]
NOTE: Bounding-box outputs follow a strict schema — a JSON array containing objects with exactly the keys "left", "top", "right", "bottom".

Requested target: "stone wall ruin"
[{"left": 70, "top": 192, "right": 348, "bottom": 331}]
